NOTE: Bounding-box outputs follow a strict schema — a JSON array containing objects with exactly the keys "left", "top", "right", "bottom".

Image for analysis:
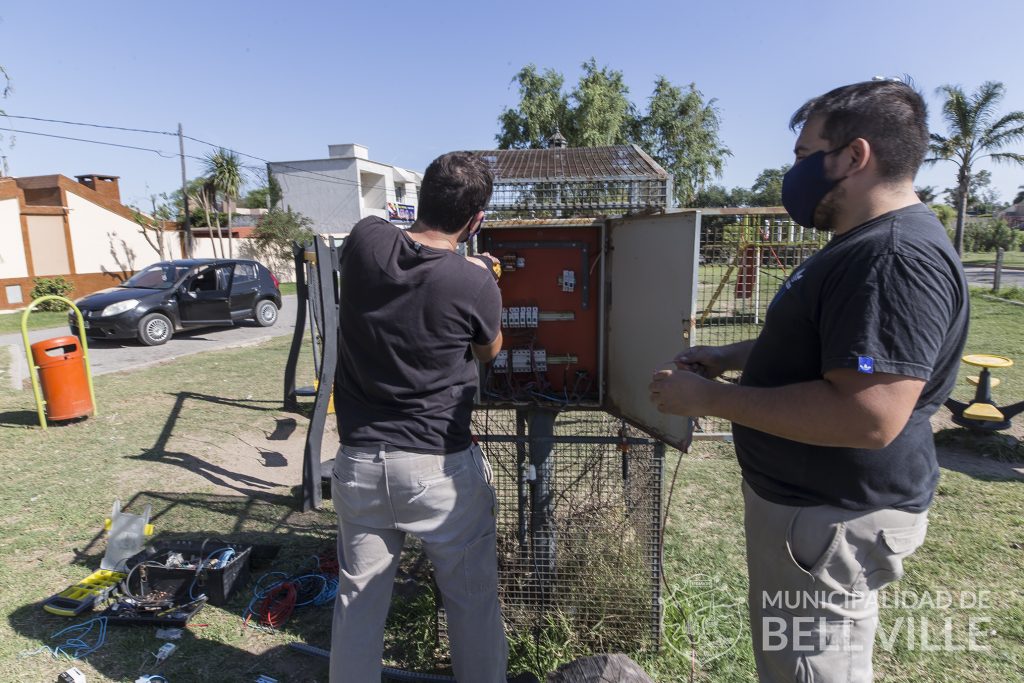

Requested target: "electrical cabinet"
[{"left": 476, "top": 211, "right": 700, "bottom": 449}]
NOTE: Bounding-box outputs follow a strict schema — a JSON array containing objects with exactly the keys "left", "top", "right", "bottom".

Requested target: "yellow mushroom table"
[{"left": 945, "top": 354, "right": 1023, "bottom": 431}]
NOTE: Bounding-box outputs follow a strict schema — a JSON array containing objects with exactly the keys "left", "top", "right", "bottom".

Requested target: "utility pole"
[
  {"left": 1, "top": 155, "right": 9, "bottom": 177},
  {"left": 178, "top": 123, "right": 193, "bottom": 258}
]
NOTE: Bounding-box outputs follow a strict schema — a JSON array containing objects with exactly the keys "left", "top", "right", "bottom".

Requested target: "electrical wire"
[
  {"left": 20, "top": 617, "right": 108, "bottom": 660},
  {"left": 2, "top": 113, "right": 410, "bottom": 199},
  {"left": 0, "top": 127, "right": 188, "bottom": 159},
  {"left": 1, "top": 114, "right": 177, "bottom": 136}
]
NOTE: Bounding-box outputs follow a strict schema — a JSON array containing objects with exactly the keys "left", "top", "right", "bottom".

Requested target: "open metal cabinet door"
[{"left": 605, "top": 210, "right": 700, "bottom": 450}]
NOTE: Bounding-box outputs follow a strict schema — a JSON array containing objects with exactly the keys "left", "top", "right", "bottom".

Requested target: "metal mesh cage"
[
  {"left": 694, "top": 210, "right": 829, "bottom": 436},
  {"left": 470, "top": 409, "right": 664, "bottom": 652},
  {"left": 488, "top": 179, "right": 669, "bottom": 215}
]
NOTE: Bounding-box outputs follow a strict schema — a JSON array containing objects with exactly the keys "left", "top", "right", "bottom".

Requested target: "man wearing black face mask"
[
  {"left": 330, "top": 151, "right": 509, "bottom": 682},
  {"left": 649, "top": 81, "right": 969, "bottom": 682}
]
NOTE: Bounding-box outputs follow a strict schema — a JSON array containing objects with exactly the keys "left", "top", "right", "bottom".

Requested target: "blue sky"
[{"left": 2, "top": 0, "right": 1022, "bottom": 210}]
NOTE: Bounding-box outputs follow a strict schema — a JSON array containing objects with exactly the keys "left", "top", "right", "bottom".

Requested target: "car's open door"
[
  {"left": 178, "top": 263, "right": 235, "bottom": 325},
  {"left": 604, "top": 210, "right": 701, "bottom": 450}
]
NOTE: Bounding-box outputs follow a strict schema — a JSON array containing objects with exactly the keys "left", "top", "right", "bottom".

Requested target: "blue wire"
[
  {"left": 47, "top": 616, "right": 107, "bottom": 659},
  {"left": 189, "top": 547, "right": 236, "bottom": 600}
]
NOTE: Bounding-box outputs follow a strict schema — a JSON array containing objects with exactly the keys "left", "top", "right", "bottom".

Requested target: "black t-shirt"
[
  {"left": 334, "top": 217, "right": 501, "bottom": 453},
  {"left": 734, "top": 204, "right": 969, "bottom": 512}
]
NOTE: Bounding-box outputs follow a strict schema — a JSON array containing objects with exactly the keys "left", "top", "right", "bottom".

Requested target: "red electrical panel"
[{"left": 478, "top": 224, "right": 602, "bottom": 406}]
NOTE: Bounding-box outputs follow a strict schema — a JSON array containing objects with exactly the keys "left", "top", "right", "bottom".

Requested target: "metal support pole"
[
  {"left": 994, "top": 247, "right": 1004, "bottom": 293},
  {"left": 283, "top": 242, "right": 307, "bottom": 411},
  {"left": 178, "top": 123, "right": 193, "bottom": 258},
  {"left": 527, "top": 408, "right": 558, "bottom": 602}
]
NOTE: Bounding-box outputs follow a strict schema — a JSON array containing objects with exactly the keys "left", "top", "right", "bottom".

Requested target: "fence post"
[{"left": 993, "top": 247, "right": 1004, "bottom": 293}]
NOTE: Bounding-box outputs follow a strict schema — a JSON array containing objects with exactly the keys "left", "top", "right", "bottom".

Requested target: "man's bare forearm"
[{"left": 702, "top": 379, "right": 893, "bottom": 449}]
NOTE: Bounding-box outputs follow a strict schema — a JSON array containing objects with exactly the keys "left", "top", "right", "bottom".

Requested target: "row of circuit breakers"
[{"left": 479, "top": 227, "right": 601, "bottom": 404}]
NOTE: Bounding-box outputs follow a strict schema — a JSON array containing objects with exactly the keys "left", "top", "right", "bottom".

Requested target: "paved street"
[
  {"left": 2, "top": 294, "right": 298, "bottom": 390},
  {"left": 963, "top": 265, "right": 1024, "bottom": 289}
]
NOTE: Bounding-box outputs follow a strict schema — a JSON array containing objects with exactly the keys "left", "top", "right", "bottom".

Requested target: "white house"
[{"left": 268, "top": 144, "right": 421, "bottom": 234}]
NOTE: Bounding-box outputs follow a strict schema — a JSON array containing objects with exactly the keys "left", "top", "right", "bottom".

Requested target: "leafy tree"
[
  {"left": 567, "top": 59, "right": 633, "bottom": 147},
  {"left": 915, "top": 186, "right": 938, "bottom": 203},
  {"left": 243, "top": 173, "right": 282, "bottom": 209},
  {"left": 749, "top": 165, "right": 790, "bottom": 206},
  {"left": 251, "top": 208, "right": 314, "bottom": 280},
  {"left": 930, "top": 203, "right": 956, "bottom": 228},
  {"left": 204, "top": 148, "right": 245, "bottom": 258},
  {"left": 637, "top": 77, "right": 730, "bottom": 205},
  {"left": 496, "top": 65, "right": 569, "bottom": 149},
  {"left": 927, "top": 81, "right": 1024, "bottom": 254},
  {"left": 942, "top": 169, "right": 1004, "bottom": 214},
  {"left": 496, "top": 61, "right": 730, "bottom": 206},
  {"left": 693, "top": 184, "right": 752, "bottom": 208}
]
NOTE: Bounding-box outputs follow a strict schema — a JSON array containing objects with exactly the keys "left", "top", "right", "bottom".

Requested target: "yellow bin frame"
[{"left": 20, "top": 295, "right": 98, "bottom": 429}]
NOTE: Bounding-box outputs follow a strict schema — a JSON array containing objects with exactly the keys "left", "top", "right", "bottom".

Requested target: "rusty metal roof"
[{"left": 473, "top": 144, "right": 668, "bottom": 181}]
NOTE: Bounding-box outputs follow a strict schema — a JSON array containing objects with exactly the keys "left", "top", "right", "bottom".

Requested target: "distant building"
[
  {"left": 267, "top": 144, "right": 421, "bottom": 234},
  {"left": 998, "top": 202, "right": 1024, "bottom": 229},
  {"left": 0, "top": 173, "right": 181, "bottom": 311}
]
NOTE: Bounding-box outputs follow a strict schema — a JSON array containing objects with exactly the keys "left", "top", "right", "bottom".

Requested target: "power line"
[
  {"left": 2, "top": 114, "right": 412, "bottom": 199},
  {"left": 1, "top": 114, "right": 177, "bottom": 137},
  {"left": 0, "top": 127, "right": 192, "bottom": 159}
]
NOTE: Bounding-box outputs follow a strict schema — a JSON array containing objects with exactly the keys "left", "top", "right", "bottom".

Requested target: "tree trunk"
[
  {"left": 228, "top": 201, "right": 234, "bottom": 258},
  {"left": 954, "top": 170, "right": 969, "bottom": 255}
]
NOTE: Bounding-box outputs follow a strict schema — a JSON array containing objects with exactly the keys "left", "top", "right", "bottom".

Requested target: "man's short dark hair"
[
  {"left": 417, "top": 152, "right": 493, "bottom": 234},
  {"left": 790, "top": 80, "right": 929, "bottom": 181}
]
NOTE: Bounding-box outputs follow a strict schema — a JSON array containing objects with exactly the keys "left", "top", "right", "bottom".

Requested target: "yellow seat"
[
  {"left": 963, "top": 402, "right": 1005, "bottom": 422},
  {"left": 962, "top": 354, "right": 1013, "bottom": 369},
  {"left": 967, "top": 376, "right": 1000, "bottom": 388}
]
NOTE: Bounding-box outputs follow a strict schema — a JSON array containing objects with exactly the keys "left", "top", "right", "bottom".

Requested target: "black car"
[{"left": 70, "top": 258, "right": 282, "bottom": 346}]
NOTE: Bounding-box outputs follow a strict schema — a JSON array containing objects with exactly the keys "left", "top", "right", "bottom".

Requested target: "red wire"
[{"left": 251, "top": 582, "right": 297, "bottom": 628}]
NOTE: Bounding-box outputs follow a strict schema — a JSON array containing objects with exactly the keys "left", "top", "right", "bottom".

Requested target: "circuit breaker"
[{"left": 476, "top": 211, "right": 701, "bottom": 450}]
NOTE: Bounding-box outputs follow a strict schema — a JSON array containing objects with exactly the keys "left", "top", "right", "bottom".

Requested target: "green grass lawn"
[
  {"left": 962, "top": 251, "right": 1024, "bottom": 269},
  {"left": 0, "top": 310, "right": 70, "bottom": 335},
  {"left": 0, "top": 296, "right": 1021, "bottom": 682}
]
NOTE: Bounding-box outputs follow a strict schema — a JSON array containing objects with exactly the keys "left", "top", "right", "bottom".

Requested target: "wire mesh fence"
[
  {"left": 694, "top": 210, "right": 830, "bottom": 436},
  {"left": 488, "top": 178, "right": 670, "bottom": 216},
  {"left": 457, "top": 409, "right": 664, "bottom": 654}
]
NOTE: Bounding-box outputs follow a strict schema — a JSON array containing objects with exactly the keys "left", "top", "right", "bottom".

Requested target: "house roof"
[{"left": 472, "top": 144, "right": 668, "bottom": 181}]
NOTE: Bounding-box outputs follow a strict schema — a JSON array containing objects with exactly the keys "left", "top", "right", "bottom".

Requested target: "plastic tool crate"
[{"left": 126, "top": 539, "right": 252, "bottom": 606}]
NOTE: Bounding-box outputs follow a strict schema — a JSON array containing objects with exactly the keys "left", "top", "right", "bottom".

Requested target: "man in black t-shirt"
[
  {"left": 650, "top": 81, "right": 969, "bottom": 682},
  {"left": 330, "top": 152, "right": 508, "bottom": 682}
]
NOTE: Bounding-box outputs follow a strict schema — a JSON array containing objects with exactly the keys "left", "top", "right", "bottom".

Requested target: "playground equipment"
[
  {"left": 945, "top": 354, "right": 1024, "bottom": 431},
  {"left": 21, "top": 296, "right": 97, "bottom": 429}
]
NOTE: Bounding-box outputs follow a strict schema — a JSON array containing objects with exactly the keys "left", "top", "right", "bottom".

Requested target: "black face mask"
[{"left": 781, "top": 144, "right": 850, "bottom": 228}]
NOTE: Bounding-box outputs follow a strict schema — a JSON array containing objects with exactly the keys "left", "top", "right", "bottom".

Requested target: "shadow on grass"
[
  {"left": 935, "top": 428, "right": 1024, "bottom": 482},
  {"left": 119, "top": 391, "right": 301, "bottom": 502},
  {"left": 0, "top": 409, "right": 44, "bottom": 428}
]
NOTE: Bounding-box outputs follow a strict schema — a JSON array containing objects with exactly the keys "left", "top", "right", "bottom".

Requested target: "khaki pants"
[
  {"left": 330, "top": 443, "right": 508, "bottom": 683},
  {"left": 743, "top": 481, "right": 928, "bottom": 683}
]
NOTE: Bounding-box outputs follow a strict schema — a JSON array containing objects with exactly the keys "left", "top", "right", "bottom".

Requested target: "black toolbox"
[{"left": 125, "top": 539, "right": 252, "bottom": 606}]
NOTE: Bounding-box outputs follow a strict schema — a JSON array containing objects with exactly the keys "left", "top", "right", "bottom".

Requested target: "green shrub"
[
  {"left": 29, "top": 276, "right": 74, "bottom": 311},
  {"left": 957, "top": 219, "right": 1021, "bottom": 253}
]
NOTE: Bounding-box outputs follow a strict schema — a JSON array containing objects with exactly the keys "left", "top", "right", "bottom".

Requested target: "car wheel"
[
  {"left": 254, "top": 299, "right": 279, "bottom": 327},
  {"left": 137, "top": 312, "right": 172, "bottom": 346}
]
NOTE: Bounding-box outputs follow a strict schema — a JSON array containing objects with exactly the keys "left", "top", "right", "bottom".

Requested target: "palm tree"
[
  {"left": 204, "top": 148, "right": 245, "bottom": 258},
  {"left": 928, "top": 81, "right": 1024, "bottom": 254}
]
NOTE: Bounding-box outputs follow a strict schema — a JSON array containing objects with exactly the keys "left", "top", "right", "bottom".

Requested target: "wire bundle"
[
  {"left": 20, "top": 617, "right": 108, "bottom": 660},
  {"left": 243, "top": 555, "right": 340, "bottom": 629}
]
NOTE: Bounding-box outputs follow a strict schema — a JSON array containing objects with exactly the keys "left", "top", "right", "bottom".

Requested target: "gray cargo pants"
[
  {"left": 743, "top": 481, "right": 928, "bottom": 683},
  {"left": 330, "top": 443, "right": 508, "bottom": 682}
]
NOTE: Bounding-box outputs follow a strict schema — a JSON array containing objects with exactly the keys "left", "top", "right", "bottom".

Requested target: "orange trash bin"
[{"left": 31, "top": 336, "right": 94, "bottom": 421}]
